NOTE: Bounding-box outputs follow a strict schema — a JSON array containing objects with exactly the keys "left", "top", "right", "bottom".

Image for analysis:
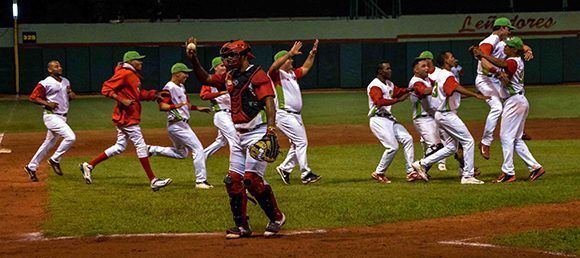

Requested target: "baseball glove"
[{"left": 249, "top": 131, "right": 280, "bottom": 163}]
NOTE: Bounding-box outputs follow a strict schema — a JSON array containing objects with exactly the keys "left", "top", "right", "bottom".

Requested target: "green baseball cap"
[
  {"left": 274, "top": 50, "right": 288, "bottom": 61},
  {"left": 171, "top": 63, "right": 193, "bottom": 74},
  {"left": 494, "top": 17, "right": 516, "bottom": 30},
  {"left": 505, "top": 37, "right": 524, "bottom": 50},
  {"left": 123, "top": 51, "right": 146, "bottom": 62},
  {"left": 210, "top": 57, "right": 223, "bottom": 71},
  {"left": 416, "top": 51, "right": 434, "bottom": 60}
]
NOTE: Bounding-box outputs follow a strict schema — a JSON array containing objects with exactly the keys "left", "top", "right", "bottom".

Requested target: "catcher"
[{"left": 185, "top": 38, "right": 285, "bottom": 239}]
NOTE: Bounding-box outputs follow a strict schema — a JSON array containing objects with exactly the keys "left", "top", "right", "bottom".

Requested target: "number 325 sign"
[{"left": 22, "top": 32, "right": 37, "bottom": 44}]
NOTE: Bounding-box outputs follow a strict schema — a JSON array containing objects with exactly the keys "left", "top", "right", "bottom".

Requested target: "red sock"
[
  {"left": 89, "top": 152, "right": 109, "bottom": 167},
  {"left": 138, "top": 157, "right": 156, "bottom": 181}
]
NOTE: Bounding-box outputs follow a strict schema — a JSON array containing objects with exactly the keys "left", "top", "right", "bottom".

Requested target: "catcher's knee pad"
[
  {"left": 243, "top": 172, "right": 266, "bottom": 195},
  {"left": 224, "top": 171, "right": 248, "bottom": 227}
]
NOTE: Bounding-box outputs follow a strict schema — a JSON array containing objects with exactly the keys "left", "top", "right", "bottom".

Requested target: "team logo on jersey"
[{"left": 432, "top": 82, "right": 439, "bottom": 97}]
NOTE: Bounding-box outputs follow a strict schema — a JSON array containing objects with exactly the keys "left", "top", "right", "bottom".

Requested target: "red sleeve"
[
  {"left": 200, "top": 85, "right": 223, "bottom": 100},
  {"left": 29, "top": 83, "right": 46, "bottom": 101},
  {"left": 442, "top": 76, "right": 460, "bottom": 96},
  {"left": 479, "top": 43, "right": 493, "bottom": 55},
  {"left": 101, "top": 70, "right": 126, "bottom": 98},
  {"left": 294, "top": 68, "right": 304, "bottom": 80},
  {"left": 505, "top": 59, "right": 518, "bottom": 76},
  {"left": 251, "top": 69, "right": 275, "bottom": 101},
  {"left": 369, "top": 86, "right": 398, "bottom": 107},
  {"left": 268, "top": 69, "right": 281, "bottom": 85},
  {"left": 412, "top": 82, "right": 429, "bottom": 99},
  {"left": 392, "top": 86, "right": 409, "bottom": 98},
  {"left": 209, "top": 73, "right": 227, "bottom": 90},
  {"left": 140, "top": 89, "right": 157, "bottom": 101}
]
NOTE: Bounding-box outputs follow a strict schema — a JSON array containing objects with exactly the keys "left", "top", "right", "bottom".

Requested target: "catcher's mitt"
[{"left": 249, "top": 132, "right": 280, "bottom": 163}]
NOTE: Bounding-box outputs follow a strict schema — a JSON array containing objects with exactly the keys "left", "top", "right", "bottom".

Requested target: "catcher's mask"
[{"left": 220, "top": 40, "right": 255, "bottom": 69}]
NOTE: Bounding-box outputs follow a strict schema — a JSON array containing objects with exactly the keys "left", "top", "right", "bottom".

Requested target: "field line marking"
[
  {"left": 8, "top": 229, "right": 328, "bottom": 242},
  {"left": 438, "top": 237, "right": 576, "bottom": 257}
]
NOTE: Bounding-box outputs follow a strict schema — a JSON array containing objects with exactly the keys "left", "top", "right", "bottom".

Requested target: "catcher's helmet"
[{"left": 220, "top": 40, "right": 255, "bottom": 69}]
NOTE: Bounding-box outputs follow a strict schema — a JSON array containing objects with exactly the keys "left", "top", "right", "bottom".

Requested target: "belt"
[
  {"left": 282, "top": 109, "right": 301, "bottom": 115},
  {"left": 169, "top": 118, "right": 188, "bottom": 123},
  {"left": 46, "top": 111, "right": 67, "bottom": 117},
  {"left": 437, "top": 110, "right": 453, "bottom": 113},
  {"left": 504, "top": 91, "right": 523, "bottom": 100},
  {"left": 417, "top": 114, "right": 430, "bottom": 118},
  {"left": 235, "top": 124, "right": 266, "bottom": 134},
  {"left": 375, "top": 112, "right": 394, "bottom": 118},
  {"left": 216, "top": 109, "right": 231, "bottom": 113}
]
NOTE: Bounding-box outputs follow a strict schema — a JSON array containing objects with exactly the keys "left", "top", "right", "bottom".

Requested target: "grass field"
[
  {"left": 1, "top": 86, "right": 580, "bottom": 133},
  {"left": 2, "top": 86, "right": 579, "bottom": 244},
  {"left": 492, "top": 227, "right": 580, "bottom": 255}
]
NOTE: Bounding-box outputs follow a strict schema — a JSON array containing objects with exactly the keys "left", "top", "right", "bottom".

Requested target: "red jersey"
[{"left": 101, "top": 63, "right": 157, "bottom": 127}]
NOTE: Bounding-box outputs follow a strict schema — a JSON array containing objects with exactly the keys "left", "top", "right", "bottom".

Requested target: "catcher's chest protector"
[{"left": 229, "top": 65, "right": 264, "bottom": 124}]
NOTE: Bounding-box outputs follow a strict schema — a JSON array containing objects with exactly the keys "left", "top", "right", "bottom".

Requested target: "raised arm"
[
  {"left": 299, "top": 39, "right": 318, "bottom": 76},
  {"left": 473, "top": 47, "right": 508, "bottom": 69},
  {"left": 269, "top": 41, "right": 302, "bottom": 72},
  {"left": 185, "top": 37, "right": 213, "bottom": 84}
]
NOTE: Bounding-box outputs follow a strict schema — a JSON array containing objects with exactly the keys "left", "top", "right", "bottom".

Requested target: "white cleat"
[
  {"left": 438, "top": 163, "right": 447, "bottom": 171},
  {"left": 151, "top": 177, "right": 173, "bottom": 192},
  {"left": 461, "top": 176, "right": 484, "bottom": 185},
  {"left": 79, "top": 162, "right": 93, "bottom": 184},
  {"left": 411, "top": 161, "right": 429, "bottom": 182}
]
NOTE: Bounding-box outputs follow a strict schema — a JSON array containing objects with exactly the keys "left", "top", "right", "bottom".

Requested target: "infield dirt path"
[{"left": 0, "top": 118, "right": 579, "bottom": 257}]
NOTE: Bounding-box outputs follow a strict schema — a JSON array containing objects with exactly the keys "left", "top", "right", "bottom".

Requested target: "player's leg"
[
  {"left": 369, "top": 117, "right": 398, "bottom": 183},
  {"left": 393, "top": 123, "right": 415, "bottom": 174},
  {"left": 124, "top": 125, "right": 172, "bottom": 190},
  {"left": 148, "top": 123, "right": 189, "bottom": 159},
  {"left": 283, "top": 114, "right": 318, "bottom": 184},
  {"left": 203, "top": 131, "right": 226, "bottom": 158},
  {"left": 476, "top": 76, "right": 503, "bottom": 159},
  {"left": 225, "top": 132, "right": 251, "bottom": 239},
  {"left": 25, "top": 129, "right": 58, "bottom": 181},
  {"left": 437, "top": 129, "right": 448, "bottom": 171},
  {"left": 79, "top": 127, "right": 128, "bottom": 184},
  {"left": 48, "top": 116, "right": 76, "bottom": 166},
  {"left": 439, "top": 113, "right": 482, "bottom": 184},
  {"left": 241, "top": 126, "right": 285, "bottom": 237},
  {"left": 499, "top": 98, "right": 519, "bottom": 179},
  {"left": 275, "top": 112, "right": 299, "bottom": 173},
  {"left": 513, "top": 97, "right": 543, "bottom": 180},
  {"left": 179, "top": 124, "right": 212, "bottom": 188},
  {"left": 204, "top": 112, "right": 232, "bottom": 158}
]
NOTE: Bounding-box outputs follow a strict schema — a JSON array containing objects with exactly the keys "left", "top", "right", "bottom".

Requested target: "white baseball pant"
[
  {"left": 27, "top": 114, "right": 76, "bottom": 170},
  {"left": 148, "top": 121, "right": 208, "bottom": 182},
  {"left": 229, "top": 125, "right": 269, "bottom": 179},
  {"left": 275, "top": 111, "right": 312, "bottom": 174},
  {"left": 369, "top": 117, "right": 414, "bottom": 175},
  {"left": 476, "top": 75, "right": 504, "bottom": 146},
  {"left": 413, "top": 116, "right": 447, "bottom": 165},
  {"left": 500, "top": 95, "right": 541, "bottom": 175},
  {"left": 421, "top": 111, "right": 476, "bottom": 178},
  {"left": 104, "top": 125, "right": 149, "bottom": 159},
  {"left": 203, "top": 111, "right": 239, "bottom": 158}
]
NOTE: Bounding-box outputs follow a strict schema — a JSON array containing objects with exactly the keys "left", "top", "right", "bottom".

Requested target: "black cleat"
[
  {"left": 48, "top": 158, "right": 63, "bottom": 176},
  {"left": 276, "top": 167, "right": 290, "bottom": 185},
  {"left": 301, "top": 172, "right": 321, "bottom": 185},
  {"left": 24, "top": 166, "right": 39, "bottom": 182}
]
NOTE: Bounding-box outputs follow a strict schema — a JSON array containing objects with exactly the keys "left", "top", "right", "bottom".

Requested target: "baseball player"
[
  {"left": 186, "top": 38, "right": 285, "bottom": 238},
  {"left": 451, "top": 60, "right": 463, "bottom": 84},
  {"left": 367, "top": 61, "right": 418, "bottom": 183},
  {"left": 409, "top": 51, "right": 448, "bottom": 175},
  {"left": 79, "top": 51, "right": 173, "bottom": 191},
  {"left": 411, "top": 53, "right": 489, "bottom": 185},
  {"left": 24, "top": 60, "right": 76, "bottom": 181},
  {"left": 147, "top": 63, "right": 213, "bottom": 189},
  {"left": 201, "top": 57, "right": 238, "bottom": 159},
  {"left": 473, "top": 37, "right": 545, "bottom": 182},
  {"left": 269, "top": 40, "right": 321, "bottom": 185},
  {"left": 474, "top": 17, "right": 534, "bottom": 160}
]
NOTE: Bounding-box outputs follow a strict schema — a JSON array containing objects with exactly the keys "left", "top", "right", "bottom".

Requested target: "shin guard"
[{"left": 224, "top": 171, "right": 248, "bottom": 228}]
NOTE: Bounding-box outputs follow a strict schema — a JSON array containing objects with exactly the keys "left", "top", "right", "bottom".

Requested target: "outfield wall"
[{"left": 0, "top": 11, "right": 579, "bottom": 93}]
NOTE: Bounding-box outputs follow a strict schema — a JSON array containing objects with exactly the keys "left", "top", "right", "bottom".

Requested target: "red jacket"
[{"left": 101, "top": 64, "right": 157, "bottom": 127}]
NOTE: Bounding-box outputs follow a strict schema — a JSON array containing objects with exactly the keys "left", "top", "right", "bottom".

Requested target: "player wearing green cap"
[
  {"left": 200, "top": 57, "right": 239, "bottom": 159},
  {"left": 80, "top": 51, "right": 173, "bottom": 191},
  {"left": 148, "top": 63, "right": 214, "bottom": 189},
  {"left": 268, "top": 40, "right": 322, "bottom": 185},
  {"left": 473, "top": 37, "right": 545, "bottom": 183},
  {"left": 473, "top": 17, "right": 534, "bottom": 160}
]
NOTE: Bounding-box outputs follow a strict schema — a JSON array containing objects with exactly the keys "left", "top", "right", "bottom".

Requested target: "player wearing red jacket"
[{"left": 79, "top": 51, "right": 173, "bottom": 191}]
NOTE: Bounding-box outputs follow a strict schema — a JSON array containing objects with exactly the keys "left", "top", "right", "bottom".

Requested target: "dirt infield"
[{"left": 1, "top": 118, "right": 579, "bottom": 257}]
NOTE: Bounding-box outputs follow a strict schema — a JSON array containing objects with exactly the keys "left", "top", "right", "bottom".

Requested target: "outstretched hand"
[
  {"left": 197, "top": 106, "right": 212, "bottom": 113},
  {"left": 185, "top": 37, "right": 197, "bottom": 58},
  {"left": 289, "top": 41, "right": 303, "bottom": 56},
  {"left": 310, "top": 39, "right": 319, "bottom": 55}
]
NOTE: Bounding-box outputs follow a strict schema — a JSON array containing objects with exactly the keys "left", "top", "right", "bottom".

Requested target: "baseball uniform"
[
  {"left": 148, "top": 81, "right": 210, "bottom": 184},
  {"left": 26, "top": 76, "right": 76, "bottom": 175},
  {"left": 367, "top": 78, "right": 415, "bottom": 177},
  {"left": 200, "top": 85, "right": 239, "bottom": 158}
]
